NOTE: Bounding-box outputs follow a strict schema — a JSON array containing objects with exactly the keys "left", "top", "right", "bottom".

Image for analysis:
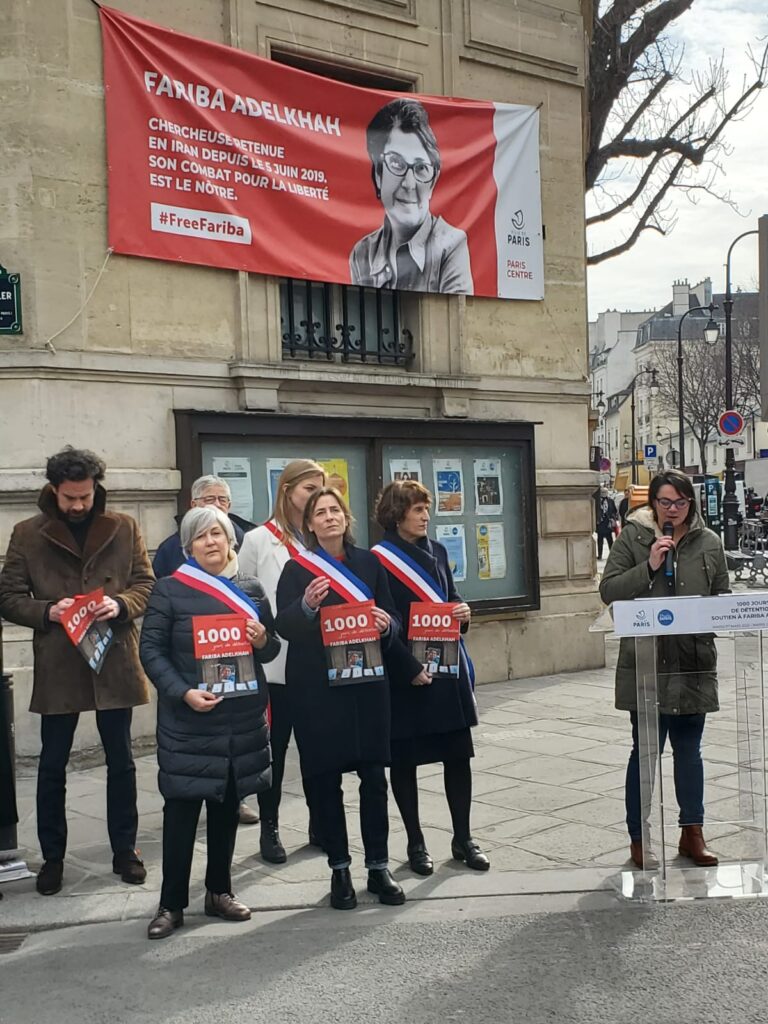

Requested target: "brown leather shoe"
[
  {"left": 204, "top": 890, "right": 251, "bottom": 921},
  {"left": 629, "top": 841, "right": 659, "bottom": 869},
  {"left": 678, "top": 825, "right": 718, "bottom": 866},
  {"left": 147, "top": 906, "right": 183, "bottom": 940},
  {"left": 238, "top": 802, "right": 260, "bottom": 826}
]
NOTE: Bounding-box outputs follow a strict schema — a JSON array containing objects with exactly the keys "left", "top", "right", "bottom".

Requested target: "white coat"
[{"left": 237, "top": 521, "right": 290, "bottom": 685}]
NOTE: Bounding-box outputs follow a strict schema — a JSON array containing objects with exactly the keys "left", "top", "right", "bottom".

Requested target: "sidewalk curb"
[{"left": 0, "top": 867, "right": 619, "bottom": 932}]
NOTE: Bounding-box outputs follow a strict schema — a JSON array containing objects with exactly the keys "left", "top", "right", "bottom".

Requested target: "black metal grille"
[
  {"left": 0, "top": 932, "right": 27, "bottom": 954},
  {"left": 280, "top": 279, "right": 414, "bottom": 366}
]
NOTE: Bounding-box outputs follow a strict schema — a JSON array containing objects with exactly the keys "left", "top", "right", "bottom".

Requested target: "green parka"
[{"left": 599, "top": 505, "right": 730, "bottom": 714}]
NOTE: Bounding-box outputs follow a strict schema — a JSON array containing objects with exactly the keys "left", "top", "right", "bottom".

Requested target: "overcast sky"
[{"left": 587, "top": 0, "right": 768, "bottom": 320}]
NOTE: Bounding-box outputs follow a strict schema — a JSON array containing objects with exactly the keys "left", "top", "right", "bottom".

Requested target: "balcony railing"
[{"left": 280, "top": 279, "right": 414, "bottom": 366}]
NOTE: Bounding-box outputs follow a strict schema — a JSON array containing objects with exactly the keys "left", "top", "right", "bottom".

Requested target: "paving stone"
[
  {"left": 515, "top": 821, "right": 634, "bottom": 865},
  {"left": 477, "top": 781, "right": 597, "bottom": 814},
  {"left": 474, "top": 813, "right": 564, "bottom": 842},
  {"left": 485, "top": 754, "right": 617, "bottom": 787},
  {"left": 549, "top": 795, "right": 627, "bottom": 829}
]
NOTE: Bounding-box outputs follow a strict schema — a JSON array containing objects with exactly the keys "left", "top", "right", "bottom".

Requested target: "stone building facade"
[{"left": 2, "top": 0, "right": 602, "bottom": 753}]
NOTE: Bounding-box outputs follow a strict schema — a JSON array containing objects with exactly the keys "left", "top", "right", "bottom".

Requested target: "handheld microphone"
[{"left": 663, "top": 521, "right": 675, "bottom": 578}]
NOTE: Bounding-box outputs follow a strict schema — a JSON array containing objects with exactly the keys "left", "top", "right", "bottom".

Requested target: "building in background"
[
  {"left": 2, "top": 0, "right": 602, "bottom": 754},
  {"left": 591, "top": 279, "right": 762, "bottom": 484}
]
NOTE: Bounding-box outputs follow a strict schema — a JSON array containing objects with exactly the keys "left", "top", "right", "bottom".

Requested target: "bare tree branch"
[{"left": 586, "top": 1, "right": 768, "bottom": 265}]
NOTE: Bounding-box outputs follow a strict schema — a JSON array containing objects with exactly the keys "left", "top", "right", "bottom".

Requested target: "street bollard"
[
  {"left": 0, "top": 671, "right": 20, "bottom": 853},
  {"left": 0, "top": 617, "right": 30, "bottom": 885}
]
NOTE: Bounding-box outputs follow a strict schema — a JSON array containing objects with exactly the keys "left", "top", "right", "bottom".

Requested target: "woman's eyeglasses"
[
  {"left": 656, "top": 497, "right": 691, "bottom": 511},
  {"left": 382, "top": 151, "right": 436, "bottom": 184}
]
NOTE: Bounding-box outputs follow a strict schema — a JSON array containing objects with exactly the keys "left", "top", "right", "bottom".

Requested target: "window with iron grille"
[{"left": 280, "top": 278, "right": 414, "bottom": 367}]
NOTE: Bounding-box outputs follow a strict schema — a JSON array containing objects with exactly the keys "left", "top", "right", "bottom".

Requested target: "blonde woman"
[{"left": 238, "top": 459, "right": 326, "bottom": 862}]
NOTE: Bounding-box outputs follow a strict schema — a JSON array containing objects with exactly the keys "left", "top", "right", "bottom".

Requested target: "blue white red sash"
[
  {"left": 371, "top": 541, "right": 447, "bottom": 602},
  {"left": 292, "top": 545, "right": 374, "bottom": 603},
  {"left": 372, "top": 540, "right": 475, "bottom": 688},
  {"left": 172, "top": 559, "right": 260, "bottom": 622}
]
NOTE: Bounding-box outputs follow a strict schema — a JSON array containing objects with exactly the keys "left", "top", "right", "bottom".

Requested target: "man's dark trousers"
[{"left": 37, "top": 708, "right": 137, "bottom": 861}]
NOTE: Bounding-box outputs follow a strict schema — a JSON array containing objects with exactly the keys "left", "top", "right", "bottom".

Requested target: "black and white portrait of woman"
[{"left": 349, "top": 99, "right": 473, "bottom": 295}]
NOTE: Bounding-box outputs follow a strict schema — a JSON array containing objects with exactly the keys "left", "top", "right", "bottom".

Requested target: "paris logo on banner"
[{"left": 99, "top": 6, "right": 544, "bottom": 301}]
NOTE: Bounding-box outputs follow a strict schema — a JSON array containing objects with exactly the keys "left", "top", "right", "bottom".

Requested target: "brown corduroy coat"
[{"left": 0, "top": 484, "right": 154, "bottom": 714}]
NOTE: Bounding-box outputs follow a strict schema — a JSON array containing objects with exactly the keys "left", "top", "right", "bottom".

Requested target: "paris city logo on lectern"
[{"left": 657, "top": 609, "right": 675, "bottom": 626}]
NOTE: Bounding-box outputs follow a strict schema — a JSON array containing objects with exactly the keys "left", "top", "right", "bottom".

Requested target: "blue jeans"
[{"left": 626, "top": 710, "right": 706, "bottom": 841}]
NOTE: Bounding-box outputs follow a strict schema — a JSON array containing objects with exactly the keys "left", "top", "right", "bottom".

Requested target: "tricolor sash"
[
  {"left": 263, "top": 518, "right": 306, "bottom": 558},
  {"left": 371, "top": 541, "right": 447, "bottom": 602},
  {"left": 292, "top": 545, "right": 374, "bottom": 603},
  {"left": 172, "top": 559, "right": 261, "bottom": 622},
  {"left": 372, "top": 540, "right": 475, "bottom": 688}
]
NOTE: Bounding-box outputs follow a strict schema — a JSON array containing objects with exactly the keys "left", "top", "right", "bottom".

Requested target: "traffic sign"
[
  {"left": 719, "top": 410, "right": 745, "bottom": 437},
  {"left": 644, "top": 444, "right": 657, "bottom": 459}
]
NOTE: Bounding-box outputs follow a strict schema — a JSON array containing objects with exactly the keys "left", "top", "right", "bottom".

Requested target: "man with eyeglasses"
[
  {"left": 152, "top": 475, "right": 258, "bottom": 825},
  {"left": 349, "top": 98, "right": 473, "bottom": 295},
  {"left": 152, "top": 476, "right": 245, "bottom": 579}
]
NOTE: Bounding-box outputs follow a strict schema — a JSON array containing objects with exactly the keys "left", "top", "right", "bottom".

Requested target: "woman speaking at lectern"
[{"left": 599, "top": 469, "right": 729, "bottom": 869}]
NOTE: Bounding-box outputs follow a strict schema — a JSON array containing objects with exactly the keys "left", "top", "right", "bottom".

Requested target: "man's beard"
[{"left": 66, "top": 509, "right": 91, "bottom": 522}]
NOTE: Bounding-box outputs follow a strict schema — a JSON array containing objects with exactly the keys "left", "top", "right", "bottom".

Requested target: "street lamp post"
[
  {"left": 723, "top": 230, "right": 759, "bottom": 550},
  {"left": 656, "top": 425, "right": 675, "bottom": 468},
  {"left": 628, "top": 366, "right": 660, "bottom": 485},
  {"left": 676, "top": 302, "right": 720, "bottom": 472}
]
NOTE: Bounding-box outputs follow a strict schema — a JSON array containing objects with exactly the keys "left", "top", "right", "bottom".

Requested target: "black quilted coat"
[{"left": 139, "top": 572, "right": 279, "bottom": 802}]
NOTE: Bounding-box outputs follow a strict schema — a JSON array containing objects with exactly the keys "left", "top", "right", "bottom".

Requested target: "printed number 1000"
[
  {"left": 323, "top": 613, "right": 370, "bottom": 633},
  {"left": 66, "top": 598, "right": 100, "bottom": 633},
  {"left": 196, "top": 625, "right": 242, "bottom": 645},
  {"left": 412, "top": 612, "right": 453, "bottom": 629}
]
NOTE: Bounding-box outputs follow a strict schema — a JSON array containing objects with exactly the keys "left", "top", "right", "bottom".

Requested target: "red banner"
[{"left": 99, "top": 6, "right": 543, "bottom": 300}]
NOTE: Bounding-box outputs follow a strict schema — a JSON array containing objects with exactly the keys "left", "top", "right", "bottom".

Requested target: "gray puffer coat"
[{"left": 599, "top": 506, "right": 729, "bottom": 714}]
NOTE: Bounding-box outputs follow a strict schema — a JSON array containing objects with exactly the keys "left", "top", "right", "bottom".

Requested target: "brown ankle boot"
[
  {"left": 678, "top": 825, "right": 718, "bottom": 866},
  {"left": 629, "top": 840, "right": 658, "bottom": 869}
]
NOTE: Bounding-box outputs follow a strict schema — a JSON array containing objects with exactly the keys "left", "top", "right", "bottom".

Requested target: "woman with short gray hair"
[{"left": 140, "top": 506, "right": 280, "bottom": 940}]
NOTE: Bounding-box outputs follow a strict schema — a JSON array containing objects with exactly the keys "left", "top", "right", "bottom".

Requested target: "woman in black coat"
[
  {"left": 373, "top": 480, "right": 489, "bottom": 874},
  {"left": 139, "top": 506, "right": 280, "bottom": 940},
  {"left": 275, "top": 486, "right": 404, "bottom": 911}
]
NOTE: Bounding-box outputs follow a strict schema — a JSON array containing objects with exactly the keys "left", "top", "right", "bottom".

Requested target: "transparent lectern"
[{"left": 610, "top": 592, "right": 768, "bottom": 902}]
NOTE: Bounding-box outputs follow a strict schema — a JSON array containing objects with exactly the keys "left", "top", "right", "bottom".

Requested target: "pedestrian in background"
[
  {"left": 600, "top": 469, "right": 729, "bottom": 869},
  {"left": 275, "top": 487, "right": 404, "bottom": 910},
  {"left": 238, "top": 459, "right": 326, "bottom": 863},
  {"left": 0, "top": 447, "right": 153, "bottom": 896},
  {"left": 373, "top": 480, "right": 489, "bottom": 874},
  {"left": 139, "top": 507, "right": 279, "bottom": 940},
  {"left": 595, "top": 486, "right": 618, "bottom": 559},
  {"left": 618, "top": 487, "right": 631, "bottom": 527}
]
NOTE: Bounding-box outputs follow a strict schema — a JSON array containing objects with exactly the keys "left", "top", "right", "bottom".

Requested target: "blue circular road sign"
[{"left": 718, "top": 410, "right": 744, "bottom": 436}]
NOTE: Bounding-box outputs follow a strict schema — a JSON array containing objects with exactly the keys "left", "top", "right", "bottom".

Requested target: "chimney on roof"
[
  {"left": 673, "top": 279, "right": 690, "bottom": 318},
  {"left": 693, "top": 277, "right": 713, "bottom": 307}
]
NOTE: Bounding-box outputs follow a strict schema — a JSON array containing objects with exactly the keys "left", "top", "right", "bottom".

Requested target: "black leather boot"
[
  {"left": 260, "top": 819, "right": 287, "bottom": 864},
  {"left": 330, "top": 868, "right": 357, "bottom": 910},
  {"left": 367, "top": 868, "right": 406, "bottom": 905}
]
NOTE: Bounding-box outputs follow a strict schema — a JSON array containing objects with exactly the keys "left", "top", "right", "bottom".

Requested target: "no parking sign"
[{"left": 718, "top": 410, "right": 744, "bottom": 437}]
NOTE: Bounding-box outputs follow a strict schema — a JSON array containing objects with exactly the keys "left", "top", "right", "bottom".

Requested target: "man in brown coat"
[{"left": 0, "top": 447, "right": 154, "bottom": 896}]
